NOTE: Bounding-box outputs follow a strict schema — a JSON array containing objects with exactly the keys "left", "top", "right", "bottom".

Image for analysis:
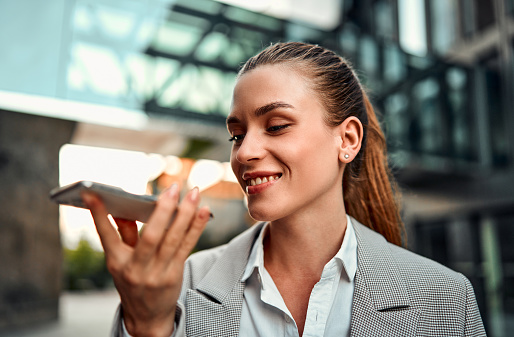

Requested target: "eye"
[
  {"left": 266, "top": 124, "right": 289, "bottom": 133},
  {"left": 228, "top": 134, "right": 245, "bottom": 145}
]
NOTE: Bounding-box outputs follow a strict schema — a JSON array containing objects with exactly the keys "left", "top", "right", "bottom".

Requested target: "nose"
[{"left": 235, "top": 131, "right": 264, "bottom": 163}]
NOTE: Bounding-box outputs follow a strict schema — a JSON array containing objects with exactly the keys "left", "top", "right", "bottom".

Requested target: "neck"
[{"left": 264, "top": 195, "right": 348, "bottom": 279}]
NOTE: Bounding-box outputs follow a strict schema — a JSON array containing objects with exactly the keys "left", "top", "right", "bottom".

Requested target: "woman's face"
[{"left": 227, "top": 64, "right": 345, "bottom": 222}]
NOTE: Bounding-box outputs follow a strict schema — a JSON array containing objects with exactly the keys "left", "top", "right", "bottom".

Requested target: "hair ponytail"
[
  {"left": 343, "top": 92, "right": 404, "bottom": 246},
  {"left": 240, "top": 42, "right": 405, "bottom": 246}
]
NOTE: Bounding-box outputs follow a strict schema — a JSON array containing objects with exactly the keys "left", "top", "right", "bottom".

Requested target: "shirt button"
[{"left": 284, "top": 315, "right": 292, "bottom": 323}]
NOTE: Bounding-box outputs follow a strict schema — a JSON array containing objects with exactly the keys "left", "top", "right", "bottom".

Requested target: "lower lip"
[{"left": 246, "top": 178, "right": 279, "bottom": 195}]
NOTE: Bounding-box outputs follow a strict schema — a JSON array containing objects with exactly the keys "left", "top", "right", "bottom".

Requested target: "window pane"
[
  {"left": 412, "top": 78, "right": 442, "bottom": 154},
  {"left": 374, "top": 0, "right": 394, "bottom": 40},
  {"left": 383, "top": 44, "right": 407, "bottom": 84},
  {"left": 431, "top": 0, "right": 458, "bottom": 55},
  {"left": 398, "top": 0, "right": 427, "bottom": 56}
]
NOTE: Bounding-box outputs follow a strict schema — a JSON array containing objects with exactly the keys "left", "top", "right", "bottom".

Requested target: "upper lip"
[{"left": 242, "top": 171, "right": 282, "bottom": 181}]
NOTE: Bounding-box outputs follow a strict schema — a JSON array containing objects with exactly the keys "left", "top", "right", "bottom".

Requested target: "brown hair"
[{"left": 240, "top": 42, "right": 404, "bottom": 246}]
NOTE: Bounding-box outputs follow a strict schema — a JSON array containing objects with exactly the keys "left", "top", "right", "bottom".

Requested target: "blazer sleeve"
[
  {"left": 110, "top": 302, "right": 186, "bottom": 337},
  {"left": 111, "top": 304, "right": 124, "bottom": 337},
  {"left": 461, "top": 274, "right": 487, "bottom": 336}
]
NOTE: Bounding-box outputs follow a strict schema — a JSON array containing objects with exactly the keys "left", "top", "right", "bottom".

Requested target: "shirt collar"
[
  {"left": 241, "top": 215, "right": 358, "bottom": 282},
  {"left": 334, "top": 214, "right": 358, "bottom": 281},
  {"left": 241, "top": 222, "right": 268, "bottom": 282}
]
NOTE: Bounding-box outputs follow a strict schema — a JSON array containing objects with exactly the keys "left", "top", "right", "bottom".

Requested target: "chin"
[
  {"left": 247, "top": 203, "right": 290, "bottom": 222},
  {"left": 247, "top": 207, "right": 277, "bottom": 222},
  {"left": 248, "top": 211, "right": 269, "bottom": 222}
]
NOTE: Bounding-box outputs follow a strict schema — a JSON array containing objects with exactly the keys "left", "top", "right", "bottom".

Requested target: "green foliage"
[
  {"left": 181, "top": 138, "right": 213, "bottom": 159},
  {"left": 63, "top": 238, "right": 112, "bottom": 290}
]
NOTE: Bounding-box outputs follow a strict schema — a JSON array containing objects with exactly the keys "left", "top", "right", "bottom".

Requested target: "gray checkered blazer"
[{"left": 113, "top": 217, "right": 486, "bottom": 336}]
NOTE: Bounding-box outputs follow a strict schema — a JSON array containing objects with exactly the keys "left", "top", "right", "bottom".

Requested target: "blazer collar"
[
  {"left": 351, "top": 218, "right": 420, "bottom": 336},
  {"left": 195, "top": 217, "right": 413, "bottom": 309},
  {"left": 195, "top": 222, "right": 264, "bottom": 304},
  {"left": 352, "top": 218, "right": 411, "bottom": 310}
]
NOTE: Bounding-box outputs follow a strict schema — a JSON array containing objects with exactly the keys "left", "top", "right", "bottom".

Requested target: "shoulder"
[
  {"left": 353, "top": 219, "right": 472, "bottom": 301},
  {"left": 387, "top": 239, "right": 470, "bottom": 295},
  {"left": 381, "top": 233, "right": 485, "bottom": 333},
  {"left": 353, "top": 220, "right": 485, "bottom": 335}
]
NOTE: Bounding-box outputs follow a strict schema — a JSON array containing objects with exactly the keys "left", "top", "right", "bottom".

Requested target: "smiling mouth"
[{"left": 246, "top": 174, "right": 281, "bottom": 187}]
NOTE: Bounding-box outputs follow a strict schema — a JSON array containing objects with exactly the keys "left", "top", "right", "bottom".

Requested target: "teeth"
[{"left": 248, "top": 175, "right": 280, "bottom": 187}]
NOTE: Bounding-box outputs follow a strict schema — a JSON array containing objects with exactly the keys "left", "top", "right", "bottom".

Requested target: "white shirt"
[
  {"left": 239, "top": 215, "right": 358, "bottom": 337},
  {"left": 122, "top": 215, "right": 357, "bottom": 337}
]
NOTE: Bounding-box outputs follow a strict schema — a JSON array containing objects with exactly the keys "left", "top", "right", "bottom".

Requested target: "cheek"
[
  {"left": 287, "top": 132, "right": 331, "bottom": 159},
  {"left": 290, "top": 133, "right": 340, "bottom": 170},
  {"left": 230, "top": 152, "right": 236, "bottom": 169},
  {"left": 230, "top": 153, "right": 243, "bottom": 184}
]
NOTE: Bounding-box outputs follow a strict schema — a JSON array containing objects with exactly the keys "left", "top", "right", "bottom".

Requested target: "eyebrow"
[{"left": 226, "top": 101, "right": 295, "bottom": 125}]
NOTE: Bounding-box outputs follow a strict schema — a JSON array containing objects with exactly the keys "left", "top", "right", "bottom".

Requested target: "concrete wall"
[{"left": 0, "top": 110, "right": 75, "bottom": 331}]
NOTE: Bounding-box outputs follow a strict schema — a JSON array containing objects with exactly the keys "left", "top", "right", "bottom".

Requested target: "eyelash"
[
  {"left": 228, "top": 134, "right": 245, "bottom": 143},
  {"left": 267, "top": 125, "right": 289, "bottom": 132},
  {"left": 228, "top": 124, "right": 290, "bottom": 144}
]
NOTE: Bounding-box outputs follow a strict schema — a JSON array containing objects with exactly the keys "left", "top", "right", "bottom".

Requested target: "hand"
[{"left": 82, "top": 185, "right": 210, "bottom": 337}]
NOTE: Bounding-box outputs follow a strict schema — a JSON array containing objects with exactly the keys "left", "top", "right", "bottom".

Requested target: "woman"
[{"left": 83, "top": 42, "right": 486, "bottom": 337}]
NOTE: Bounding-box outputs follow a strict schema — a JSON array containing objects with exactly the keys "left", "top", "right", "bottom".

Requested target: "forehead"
[{"left": 230, "top": 65, "right": 316, "bottom": 115}]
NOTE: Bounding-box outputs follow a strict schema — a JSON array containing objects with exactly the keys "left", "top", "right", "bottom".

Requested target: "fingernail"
[
  {"left": 189, "top": 187, "right": 199, "bottom": 202},
  {"left": 199, "top": 206, "right": 213, "bottom": 221},
  {"left": 81, "top": 193, "right": 94, "bottom": 207},
  {"left": 166, "top": 184, "right": 179, "bottom": 198}
]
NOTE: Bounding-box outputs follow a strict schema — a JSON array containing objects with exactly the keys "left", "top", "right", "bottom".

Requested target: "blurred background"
[{"left": 0, "top": 0, "right": 512, "bottom": 336}]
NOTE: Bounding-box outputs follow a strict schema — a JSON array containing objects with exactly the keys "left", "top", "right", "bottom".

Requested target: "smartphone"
[{"left": 49, "top": 181, "right": 157, "bottom": 222}]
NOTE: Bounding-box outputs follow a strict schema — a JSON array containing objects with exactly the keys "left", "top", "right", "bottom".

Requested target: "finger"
[
  {"left": 158, "top": 187, "right": 200, "bottom": 259},
  {"left": 173, "top": 206, "right": 210, "bottom": 263},
  {"left": 82, "top": 193, "right": 122, "bottom": 255},
  {"left": 114, "top": 218, "right": 139, "bottom": 247},
  {"left": 132, "top": 184, "right": 180, "bottom": 263}
]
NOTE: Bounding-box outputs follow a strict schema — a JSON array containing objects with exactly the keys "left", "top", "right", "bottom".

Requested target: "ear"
[{"left": 337, "top": 116, "right": 363, "bottom": 163}]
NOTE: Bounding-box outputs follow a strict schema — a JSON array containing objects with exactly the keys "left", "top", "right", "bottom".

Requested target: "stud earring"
[{"left": 344, "top": 154, "right": 350, "bottom": 159}]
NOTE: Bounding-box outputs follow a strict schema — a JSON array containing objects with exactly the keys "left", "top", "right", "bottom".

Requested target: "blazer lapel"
[
  {"left": 185, "top": 223, "right": 264, "bottom": 337},
  {"left": 350, "top": 219, "right": 420, "bottom": 336}
]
